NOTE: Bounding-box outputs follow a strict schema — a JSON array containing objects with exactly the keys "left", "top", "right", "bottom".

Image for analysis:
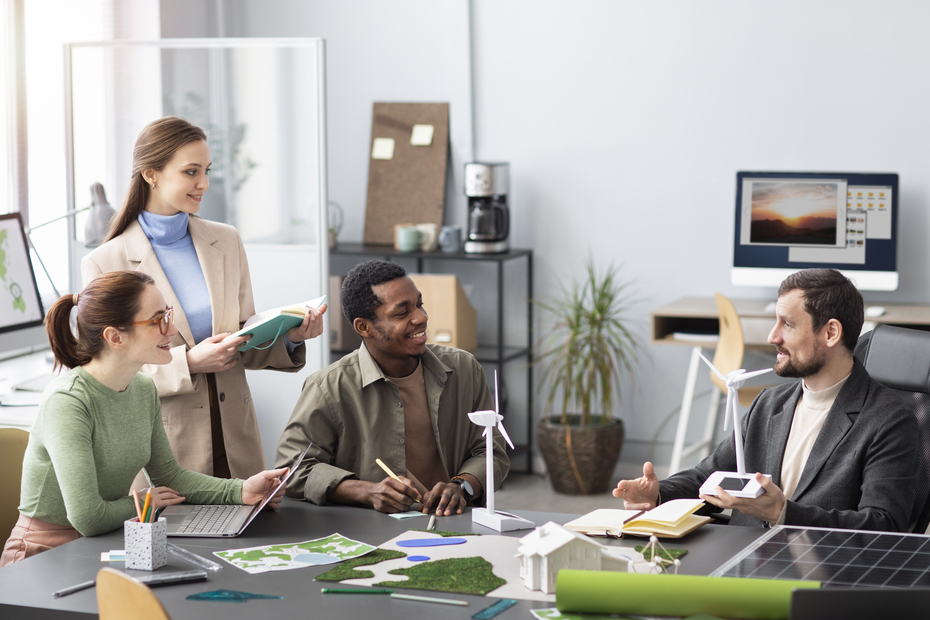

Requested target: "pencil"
[
  {"left": 140, "top": 489, "right": 151, "bottom": 524},
  {"left": 132, "top": 489, "right": 142, "bottom": 522},
  {"left": 141, "top": 467, "right": 155, "bottom": 489},
  {"left": 390, "top": 593, "right": 468, "bottom": 606},
  {"left": 375, "top": 458, "right": 402, "bottom": 482}
]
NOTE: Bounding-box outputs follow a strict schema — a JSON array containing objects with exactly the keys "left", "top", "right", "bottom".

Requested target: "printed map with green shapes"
[
  {"left": 214, "top": 533, "right": 376, "bottom": 574},
  {"left": 0, "top": 229, "right": 26, "bottom": 314}
]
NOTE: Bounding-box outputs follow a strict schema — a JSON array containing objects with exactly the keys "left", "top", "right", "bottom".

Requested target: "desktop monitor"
[
  {"left": 731, "top": 171, "right": 899, "bottom": 291},
  {"left": 0, "top": 213, "right": 46, "bottom": 359}
]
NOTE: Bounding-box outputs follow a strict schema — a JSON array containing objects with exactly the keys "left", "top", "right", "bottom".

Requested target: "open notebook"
[
  {"left": 162, "top": 443, "right": 310, "bottom": 537},
  {"left": 564, "top": 499, "right": 710, "bottom": 539}
]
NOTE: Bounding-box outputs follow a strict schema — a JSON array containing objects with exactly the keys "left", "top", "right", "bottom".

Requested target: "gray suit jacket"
[{"left": 660, "top": 360, "right": 919, "bottom": 531}]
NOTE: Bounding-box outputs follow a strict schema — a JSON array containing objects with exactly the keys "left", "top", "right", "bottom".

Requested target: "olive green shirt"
[
  {"left": 275, "top": 343, "right": 510, "bottom": 505},
  {"left": 19, "top": 367, "right": 243, "bottom": 536}
]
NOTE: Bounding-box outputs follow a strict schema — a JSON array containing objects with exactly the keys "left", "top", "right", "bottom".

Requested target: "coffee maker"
[{"left": 464, "top": 162, "right": 510, "bottom": 254}]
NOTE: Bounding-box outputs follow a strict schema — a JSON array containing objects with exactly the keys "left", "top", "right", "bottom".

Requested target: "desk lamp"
[
  {"left": 696, "top": 353, "right": 773, "bottom": 498},
  {"left": 468, "top": 371, "right": 534, "bottom": 532},
  {"left": 26, "top": 182, "right": 115, "bottom": 297}
]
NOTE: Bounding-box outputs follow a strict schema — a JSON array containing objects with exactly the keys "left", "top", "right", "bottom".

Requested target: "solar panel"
[{"left": 712, "top": 526, "right": 930, "bottom": 588}]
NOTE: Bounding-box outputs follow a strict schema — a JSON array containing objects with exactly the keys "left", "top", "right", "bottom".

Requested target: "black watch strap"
[{"left": 450, "top": 476, "right": 474, "bottom": 501}]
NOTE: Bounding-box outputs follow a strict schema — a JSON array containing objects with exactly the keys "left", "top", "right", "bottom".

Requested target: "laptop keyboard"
[{"left": 175, "top": 505, "right": 241, "bottom": 535}]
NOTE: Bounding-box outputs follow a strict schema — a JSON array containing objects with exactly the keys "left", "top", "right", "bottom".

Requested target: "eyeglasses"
[{"left": 130, "top": 306, "right": 174, "bottom": 335}]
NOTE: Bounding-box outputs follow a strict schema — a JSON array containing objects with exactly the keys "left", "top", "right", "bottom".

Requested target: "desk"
[
  {"left": 0, "top": 501, "right": 765, "bottom": 619},
  {"left": 652, "top": 297, "right": 930, "bottom": 474},
  {"left": 0, "top": 348, "right": 54, "bottom": 430}
]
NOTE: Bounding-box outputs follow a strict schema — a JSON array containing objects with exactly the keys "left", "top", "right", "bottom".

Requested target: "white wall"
[{"left": 162, "top": 0, "right": 930, "bottom": 471}]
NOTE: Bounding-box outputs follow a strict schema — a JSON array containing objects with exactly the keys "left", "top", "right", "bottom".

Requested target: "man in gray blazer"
[{"left": 614, "top": 269, "right": 919, "bottom": 532}]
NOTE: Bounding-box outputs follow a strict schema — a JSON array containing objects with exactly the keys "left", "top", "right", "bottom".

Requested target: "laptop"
[{"left": 162, "top": 443, "right": 310, "bottom": 537}]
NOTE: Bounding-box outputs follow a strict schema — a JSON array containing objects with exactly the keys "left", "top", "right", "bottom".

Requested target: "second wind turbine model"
[{"left": 695, "top": 353, "right": 774, "bottom": 498}]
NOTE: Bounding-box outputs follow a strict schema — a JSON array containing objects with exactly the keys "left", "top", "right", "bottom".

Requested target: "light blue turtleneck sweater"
[{"left": 137, "top": 211, "right": 213, "bottom": 344}]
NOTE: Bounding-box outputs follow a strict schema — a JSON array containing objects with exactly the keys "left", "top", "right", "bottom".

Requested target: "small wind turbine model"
[
  {"left": 696, "top": 353, "right": 774, "bottom": 499},
  {"left": 468, "top": 371, "right": 535, "bottom": 532}
]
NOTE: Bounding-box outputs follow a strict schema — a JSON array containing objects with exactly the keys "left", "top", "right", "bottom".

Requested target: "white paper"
[{"left": 371, "top": 137, "right": 395, "bottom": 160}]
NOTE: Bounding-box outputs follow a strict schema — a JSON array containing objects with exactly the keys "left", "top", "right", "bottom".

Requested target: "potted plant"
[{"left": 532, "top": 258, "right": 644, "bottom": 495}]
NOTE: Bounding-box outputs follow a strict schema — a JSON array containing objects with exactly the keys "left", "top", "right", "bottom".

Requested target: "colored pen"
[
  {"left": 140, "top": 489, "right": 152, "bottom": 524},
  {"left": 52, "top": 579, "right": 95, "bottom": 598},
  {"left": 132, "top": 489, "right": 142, "bottom": 522},
  {"left": 321, "top": 588, "right": 395, "bottom": 594},
  {"left": 391, "top": 592, "right": 468, "bottom": 606},
  {"left": 375, "top": 458, "right": 402, "bottom": 482}
]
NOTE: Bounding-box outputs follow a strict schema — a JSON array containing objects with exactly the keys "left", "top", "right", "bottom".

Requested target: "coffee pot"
[{"left": 464, "top": 162, "right": 510, "bottom": 254}]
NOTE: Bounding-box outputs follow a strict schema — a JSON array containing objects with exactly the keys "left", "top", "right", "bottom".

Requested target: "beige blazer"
[{"left": 81, "top": 216, "right": 306, "bottom": 478}]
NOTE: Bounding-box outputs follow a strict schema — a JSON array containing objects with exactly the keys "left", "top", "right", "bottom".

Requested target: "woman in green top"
[{"left": 0, "top": 271, "right": 288, "bottom": 566}]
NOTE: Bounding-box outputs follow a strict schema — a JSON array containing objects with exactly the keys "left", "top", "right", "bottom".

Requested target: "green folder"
[{"left": 227, "top": 295, "right": 326, "bottom": 351}]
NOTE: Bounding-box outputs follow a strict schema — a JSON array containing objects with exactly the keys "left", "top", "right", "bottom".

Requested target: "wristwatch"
[{"left": 450, "top": 476, "right": 474, "bottom": 502}]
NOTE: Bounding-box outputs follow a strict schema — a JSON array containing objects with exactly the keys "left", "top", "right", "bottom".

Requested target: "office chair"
[
  {"left": 0, "top": 428, "right": 29, "bottom": 545},
  {"left": 96, "top": 568, "right": 171, "bottom": 620},
  {"left": 854, "top": 324, "right": 930, "bottom": 534}
]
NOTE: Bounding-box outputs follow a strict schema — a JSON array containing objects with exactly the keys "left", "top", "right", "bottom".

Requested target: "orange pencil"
[
  {"left": 140, "top": 489, "right": 151, "bottom": 524},
  {"left": 132, "top": 489, "right": 142, "bottom": 522}
]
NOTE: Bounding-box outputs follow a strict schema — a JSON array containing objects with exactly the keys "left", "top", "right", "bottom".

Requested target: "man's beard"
[
  {"left": 375, "top": 324, "right": 425, "bottom": 361},
  {"left": 774, "top": 347, "right": 826, "bottom": 378}
]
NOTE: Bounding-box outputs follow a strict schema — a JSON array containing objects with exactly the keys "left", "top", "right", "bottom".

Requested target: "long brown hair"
[
  {"left": 105, "top": 116, "right": 207, "bottom": 242},
  {"left": 45, "top": 271, "right": 155, "bottom": 370}
]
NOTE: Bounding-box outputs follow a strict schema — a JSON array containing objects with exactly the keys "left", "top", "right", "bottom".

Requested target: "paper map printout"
[{"left": 215, "top": 533, "right": 376, "bottom": 574}]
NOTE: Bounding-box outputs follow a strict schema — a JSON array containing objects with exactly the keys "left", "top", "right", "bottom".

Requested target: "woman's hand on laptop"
[
  {"left": 140, "top": 486, "right": 185, "bottom": 510},
  {"left": 242, "top": 467, "right": 289, "bottom": 510}
]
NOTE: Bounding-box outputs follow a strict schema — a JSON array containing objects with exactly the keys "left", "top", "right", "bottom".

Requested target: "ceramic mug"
[
  {"left": 416, "top": 223, "right": 439, "bottom": 252},
  {"left": 439, "top": 225, "right": 462, "bottom": 253},
  {"left": 396, "top": 226, "right": 422, "bottom": 252}
]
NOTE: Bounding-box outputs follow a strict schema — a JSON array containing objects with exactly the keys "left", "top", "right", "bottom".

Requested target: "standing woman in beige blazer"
[{"left": 82, "top": 117, "right": 326, "bottom": 479}]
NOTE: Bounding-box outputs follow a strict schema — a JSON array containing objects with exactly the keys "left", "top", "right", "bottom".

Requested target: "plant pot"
[{"left": 537, "top": 415, "right": 625, "bottom": 495}]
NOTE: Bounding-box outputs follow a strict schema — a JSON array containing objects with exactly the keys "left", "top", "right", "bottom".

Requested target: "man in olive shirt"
[{"left": 276, "top": 260, "right": 509, "bottom": 515}]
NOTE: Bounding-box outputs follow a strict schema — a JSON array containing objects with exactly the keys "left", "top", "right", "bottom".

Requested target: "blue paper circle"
[
  {"left": 397, "top": 537, "right": 467, "bottom": 548},
  {"left": 407, "top": 555, "right": 430, "bottom": 562}
]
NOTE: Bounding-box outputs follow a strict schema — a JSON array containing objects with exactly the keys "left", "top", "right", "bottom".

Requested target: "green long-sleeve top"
[{"left": 18, "top": 367, "right": 243, "bottom": 536}]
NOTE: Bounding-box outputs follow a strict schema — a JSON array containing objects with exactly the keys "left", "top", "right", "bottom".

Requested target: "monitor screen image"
[
  {"left": 732, "top": 171, "right": 899, "bottom": 291},
  {"left": 0, "top": 213, "right": 45, "bottom": 334}
]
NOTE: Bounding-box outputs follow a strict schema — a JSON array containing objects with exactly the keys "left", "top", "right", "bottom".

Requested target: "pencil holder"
[{"left": 125, "top": 517, "right": 167, "bottom": 570}]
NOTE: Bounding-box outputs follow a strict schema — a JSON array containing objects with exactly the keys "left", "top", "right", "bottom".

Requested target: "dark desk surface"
[{"left": 0, "top": 501, "right": 765, "bottom": 619}]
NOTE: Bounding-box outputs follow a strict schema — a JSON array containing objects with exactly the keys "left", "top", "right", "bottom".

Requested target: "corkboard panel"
[{"left": 363, "top": 102, "right": 449, "bottom": 245}]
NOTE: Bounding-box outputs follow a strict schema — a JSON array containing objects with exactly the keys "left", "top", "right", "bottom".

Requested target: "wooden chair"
[
  {"left": 96, "top": 568, "right": 171, "bottom": 620},
  {"left": 0, "top": 427, "right": 29, "bottom": 545}
]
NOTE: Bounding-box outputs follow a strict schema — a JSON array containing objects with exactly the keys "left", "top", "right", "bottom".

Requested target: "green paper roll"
[{"left": 556, "top": 571, "right": 819, "bottom": 620}]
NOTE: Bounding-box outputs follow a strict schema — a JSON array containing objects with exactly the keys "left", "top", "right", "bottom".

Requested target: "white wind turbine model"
[
  {"left": 696, "top": 353, "right": 774, "bottom": 499},
  {"left": 468, "top": 371, "right": 535, "bottom": 532}
]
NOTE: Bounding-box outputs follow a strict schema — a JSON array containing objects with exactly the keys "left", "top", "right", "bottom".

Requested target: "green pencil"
[{"left": 321, "top": 588, "right": 395, "bottom": 594}]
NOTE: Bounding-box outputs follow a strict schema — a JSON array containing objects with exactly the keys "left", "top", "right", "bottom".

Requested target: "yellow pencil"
[
  {"left": 375, "top": 458, "right": 402, "bottom": 482},
  {"left": 140, "top": 489, "right": 151, "bottom": 524}
]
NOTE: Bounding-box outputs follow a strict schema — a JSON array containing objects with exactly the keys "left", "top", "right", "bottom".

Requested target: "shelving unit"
[{"left": 329, "top": 243, "right": 534, "bottom": 473}]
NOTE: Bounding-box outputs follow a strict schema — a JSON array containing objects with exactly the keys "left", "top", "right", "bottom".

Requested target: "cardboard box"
[
  {"left": 329, "top": 276, "right": 363, "bottom": 351},
  {"left": 408, "top": 274, "right": 477, "bottom": 352}
]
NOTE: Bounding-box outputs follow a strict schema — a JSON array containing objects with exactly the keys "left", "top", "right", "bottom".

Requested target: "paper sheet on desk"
[{"left": 0, "top": 391, "right": 42, "bottom": 406}]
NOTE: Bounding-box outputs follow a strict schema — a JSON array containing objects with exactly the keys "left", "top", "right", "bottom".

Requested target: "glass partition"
[{"left": 63, "top": 38, "right": 327, "bottom": 290}]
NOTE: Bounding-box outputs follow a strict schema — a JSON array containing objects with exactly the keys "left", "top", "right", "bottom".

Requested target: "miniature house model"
[{"left": 516, "top": 521, "right": 605, "bottom": 594}]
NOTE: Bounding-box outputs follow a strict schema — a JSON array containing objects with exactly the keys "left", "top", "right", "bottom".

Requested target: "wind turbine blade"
[
  {"left": 699, "top": 352, "right": 727, "bottom": 382},
  {"left": 482, "top": 426, "right": 490, "bottom": 437},
  {"left": 740, "top": 367, "right": 774, "bottom": 381},
  {"left": 494, "top": 370, "right": 500, "bottom": 415},
  {"left": 497, "top": 419, "right": 515, "bottom": 450}
]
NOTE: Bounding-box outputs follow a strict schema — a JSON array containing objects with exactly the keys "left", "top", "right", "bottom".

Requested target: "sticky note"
[
  {"left": 372, "top": 137, "right": 395, "bottom": 160},
  {"left": 410, "top": 124, "right": 434, "bottom": 146}
]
